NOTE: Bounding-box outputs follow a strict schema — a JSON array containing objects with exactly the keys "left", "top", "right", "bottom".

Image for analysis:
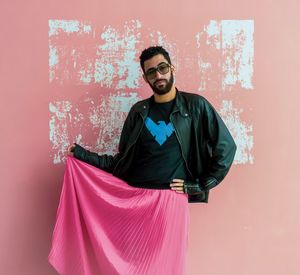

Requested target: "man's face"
[{"left": 143, "top": 54, "right": 174, "bottom": 95}]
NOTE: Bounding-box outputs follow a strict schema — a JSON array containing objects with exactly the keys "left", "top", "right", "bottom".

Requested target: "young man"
[
  {"left": 54, "top": 46, "right": 236, "bottom": 275},
  {"left": 68, "top": 46, "right": 236, "bottom": 203}
]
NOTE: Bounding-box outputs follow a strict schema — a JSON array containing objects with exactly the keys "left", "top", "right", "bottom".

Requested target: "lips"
[{"left": 154, "top": 80, "right": 167, "bottom": 86}]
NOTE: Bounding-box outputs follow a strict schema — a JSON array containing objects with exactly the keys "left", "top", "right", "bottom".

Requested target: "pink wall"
[{"left": 1, "top": 0, "right": 299, "bottom": 274}]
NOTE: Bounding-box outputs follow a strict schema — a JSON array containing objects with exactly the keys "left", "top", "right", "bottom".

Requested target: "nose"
[{"left": 154, "top": 70, "right": 163, "bottom": 79}]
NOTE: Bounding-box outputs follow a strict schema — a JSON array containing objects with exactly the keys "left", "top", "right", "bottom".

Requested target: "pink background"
[{"left": 1, "top": 0, "right": 299, "bottom": 274}]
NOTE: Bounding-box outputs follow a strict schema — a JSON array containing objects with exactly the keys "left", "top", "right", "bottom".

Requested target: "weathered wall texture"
[
  {"left": 48, "top": 19, "right": 254, "bottom": 165},
  {"left": 1, "top": 0, "right": 299, "bottom": 274}
]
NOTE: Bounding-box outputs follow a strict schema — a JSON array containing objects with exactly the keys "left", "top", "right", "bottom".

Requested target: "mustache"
[{"left": 154, "top": 79, "right": 167, "bottom": 85}]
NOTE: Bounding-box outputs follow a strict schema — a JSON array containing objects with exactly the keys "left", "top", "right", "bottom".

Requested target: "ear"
[{"left": 170, "top": 64, "right": 175, "bottom": 73}]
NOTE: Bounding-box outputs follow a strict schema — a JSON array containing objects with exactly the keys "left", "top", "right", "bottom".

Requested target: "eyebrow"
[{"left": 145, "top": 62, "right": 167, "bottom": 72}]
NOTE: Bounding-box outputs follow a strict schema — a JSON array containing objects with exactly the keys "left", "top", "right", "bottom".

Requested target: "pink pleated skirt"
[{"left": 48, "top": 156, "right": 189, "bottom": 275}]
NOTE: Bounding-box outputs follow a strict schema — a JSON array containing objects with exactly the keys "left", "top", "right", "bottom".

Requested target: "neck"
[{"left": 153, "top": 86, "right": 176, "bottom": 103}]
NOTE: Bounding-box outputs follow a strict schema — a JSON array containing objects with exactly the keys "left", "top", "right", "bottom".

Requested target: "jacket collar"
[
  {"left": 173, "top": 88, "right": 189, "bottom": 116},
  {"left": 137, "top": 88, "right": 189, "bottom": 118}
]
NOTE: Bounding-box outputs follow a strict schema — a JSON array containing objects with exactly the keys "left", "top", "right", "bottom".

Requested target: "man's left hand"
[{"left": 170, "top": 179, "right": 185, "bottom": 193}]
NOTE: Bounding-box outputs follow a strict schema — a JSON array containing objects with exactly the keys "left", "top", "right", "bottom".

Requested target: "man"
[
  {"left": 68, "top": 46, "right": 236, "bottom": 203},
  {"left": 52, "top": 46, "right": 237, "bottom": 274}
]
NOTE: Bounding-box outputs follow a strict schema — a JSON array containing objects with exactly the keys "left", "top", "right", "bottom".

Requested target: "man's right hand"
[{"left": 67, "top": 143, "right": 76, "bottom": 156}]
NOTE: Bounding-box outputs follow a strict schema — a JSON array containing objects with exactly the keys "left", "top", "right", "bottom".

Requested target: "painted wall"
[{"left": 1, "top": 0, "right": 299, "bottom": 274}]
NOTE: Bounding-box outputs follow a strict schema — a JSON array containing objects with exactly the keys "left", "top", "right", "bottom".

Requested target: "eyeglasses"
[{"left": 144, "top": 62, "right": 171, "bottom": 80}]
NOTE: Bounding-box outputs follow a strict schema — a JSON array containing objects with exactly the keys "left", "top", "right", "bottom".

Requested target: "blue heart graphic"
[{"left": 145, "top": 117, "right": 175, "bottom": 145}]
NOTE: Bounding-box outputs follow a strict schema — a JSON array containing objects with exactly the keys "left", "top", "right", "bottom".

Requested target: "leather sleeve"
[
  {"left": 183, "top": 179, "right": 205, "bottom": 195},
  {"left": 201, "top": 99, "right": 237, "bottom": 190},
  {"left": 73, "top": 144, "right": 121, "bottom": 173}
]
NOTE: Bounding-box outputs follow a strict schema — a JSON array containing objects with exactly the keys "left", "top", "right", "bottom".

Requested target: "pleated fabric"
[{"left": 48, "top": 156, "right": 190, "bottom": 275}]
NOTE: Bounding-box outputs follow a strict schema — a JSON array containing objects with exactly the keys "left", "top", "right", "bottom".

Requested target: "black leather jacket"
[{"left": 74, "top": 89, "right": 237, "bottom": 203}]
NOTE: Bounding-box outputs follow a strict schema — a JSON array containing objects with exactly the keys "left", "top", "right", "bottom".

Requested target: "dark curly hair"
[{"left": 139, "top": 46, "right": 172, "bottom": 72}]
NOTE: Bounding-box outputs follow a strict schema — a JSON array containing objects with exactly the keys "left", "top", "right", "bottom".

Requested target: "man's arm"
[
  {"left": 71, "top": 144, "right": 121, "bottom": 173},
  {"left": 200, "top": 99, "right": 237, "bottom": 191},
  {"left": 68, "top": 106, "right": 136, "bottom": 173}
]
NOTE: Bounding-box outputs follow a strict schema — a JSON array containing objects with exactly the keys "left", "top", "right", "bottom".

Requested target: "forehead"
[{"left": 143, "top": 54, "right": 169, "bottom": 71}]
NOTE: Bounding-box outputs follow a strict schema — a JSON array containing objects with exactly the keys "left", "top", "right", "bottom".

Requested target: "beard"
[{"left": 148, "top": 73, "right": 174, "bottom": 95}]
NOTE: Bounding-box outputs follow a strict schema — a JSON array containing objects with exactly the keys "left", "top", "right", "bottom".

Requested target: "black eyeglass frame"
[{"left": 144, "top": 62, "right": 172, "bottom": 80}]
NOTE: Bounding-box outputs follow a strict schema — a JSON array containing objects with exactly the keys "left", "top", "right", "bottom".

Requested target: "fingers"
[
  {"left": 170, "top": 179, "right": 184, "bottom": 187},
  {"left": 170, "top": 183, "right": 183, "bottom": 188},
  {"left": 170, "top": 179, "right": 185, "bottom": 193},
  {"left": 67, "top": 143, "right": 75, "bottom": 155},
  {"left": 172, "top": 178, "right": 184, "bottom": 183}
]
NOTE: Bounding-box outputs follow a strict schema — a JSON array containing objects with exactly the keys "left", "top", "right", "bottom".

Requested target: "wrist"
[{"left": 183, "top": 180, "right": 204, "bottom": 195}]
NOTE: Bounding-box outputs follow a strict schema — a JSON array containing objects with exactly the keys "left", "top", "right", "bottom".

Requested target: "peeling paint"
[
  {"left": 48, "top": 19, "right": 254, "bottom": 165},
  {"left": 205, "top": 20, "right": 221, "bottom": 49},
  {"left": 195, "top": 20, "right": 254, "bottom": 92},
  {"left": 49, "top": 101, "right": 72, "bottom": 164},
  {"left": 88, "top": 92, "right": 141, "bottom": 154},
  {"left": 49, "top": 93, "right": 141, "bottom": 163},
  {"left": 222, "top": 20, "right": 254, "bottom": 90},
  {"left": 49, "top": 19, "right": 142, "bottom": 88},
  {"left": 219, "top": 100, "right": 254, "bottom": 164},
  {"left": 49, "top": 45, "right": 58, "bottom": 82},
  {"left": 49, "top": 20, "right": 91, "bottom": 37},
  {"left": 148, "top": 31, "right": 178, "bottom": 68},
  {"left": 49, "top": 45, "right": 58, "bottom": 68},
  {"left": 48, "top": 19, "right": 181, "bottom": 87},
  {"left": 75, "top": 134, "right": 83, "bottom": 144},
  {"left": 79, "top": 62, "right": 93, "bottom": 85},
  {"left": 96, "top": 20, "right": 142, "bottom": 89}
]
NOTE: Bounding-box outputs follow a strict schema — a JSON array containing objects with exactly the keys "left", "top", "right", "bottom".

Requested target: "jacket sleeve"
[
  {"left": 200, "top": 99, "right": 237, "bottom": 191},
  {"left": 73, "top": 107, "right": 135, "bottom": 173},
  {"left": 73, "top": 144, "right": 121, "bottom": 173},
  {"left": 184, "top": 179, "right": 205, "bottom": 194}
]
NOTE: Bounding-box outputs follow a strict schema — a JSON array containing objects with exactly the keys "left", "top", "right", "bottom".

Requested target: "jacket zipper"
[{"left": 170, "top": 112, "right": 194, "bottom": 180}]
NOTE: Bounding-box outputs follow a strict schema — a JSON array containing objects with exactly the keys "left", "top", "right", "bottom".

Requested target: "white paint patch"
[
  {"left": 79, "top": 62, "right": 93, "bottom": 85},
  {"left": 149, "top": 31, "right": 168, "bottom": 47},
  {"left": 49, "top": 20, "right": 91, "bottom": 37},
  {"left": 195, "top": 20, "right": 254, "bottom": 92},
  {"left": 49, "top": 101, "right": 72, "bottom": 164},
  {"left": 205, "top": 20, "right": 221, "bottom": 49},
  {"left": 49, "top": 45, "right": 58, "bottom": 82},
  {"left": 148, "top": 31, "right": 178, "bottom": 68},
  {"left": 48, "top": 19, "right": 254, "bottom": 166},
  {"left": 195, "top": 20, "right": 221, "bottom": 92},
  {"left": 49, "top": 93, "right": 141, "bottom": 163},
  {"left": 75, "top": 134, "right": 83, "bottom": 144},
  {"left": 49, "top": 19, "right": 142, "bottom": 88},
  {"left": 196, "top": 56, "right": 213, "bottom": 92},
  {"left": 95, "top": 20, "right": 142, "bottom": 89},
  {"left": 49, "top": 20, "right": 93, "bottom": 84},
  {"left": 222, "top": 20, "right": 254, "bottom": 90},
  {"left": 219, "top": 100, "right": 254, "bottom": 164},
  {"left": 88, "top": 92, "right": 141, "bottom": 155}
]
